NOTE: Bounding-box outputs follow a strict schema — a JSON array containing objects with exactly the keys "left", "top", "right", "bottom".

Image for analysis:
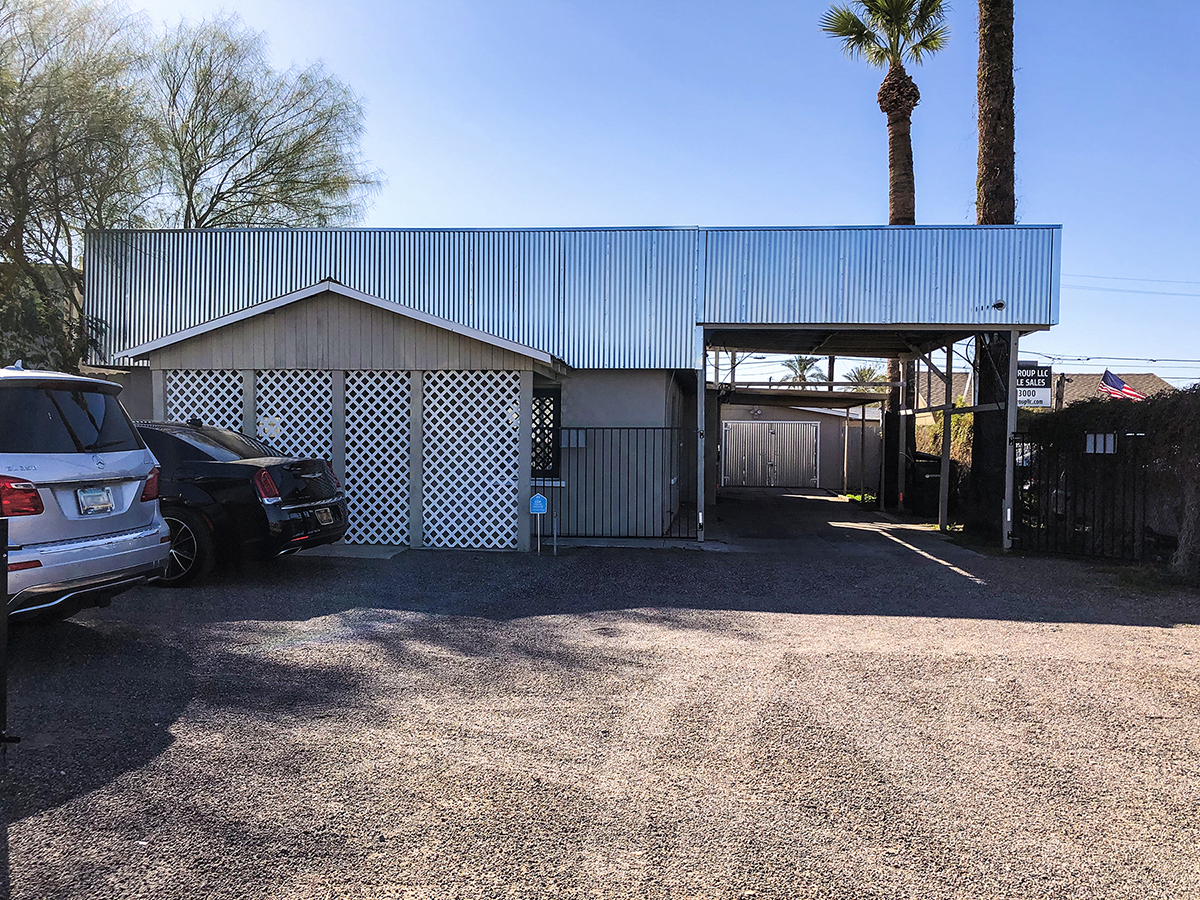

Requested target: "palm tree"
[
  {"left": 820, "top": 0, "right": 950, "bottom": 226},
  {"left": 782, "top": 355, "right": 826, "bottom": 384},
  {"left": 977, "top": 0, "right": 1015, "bottom": 225},
  {"left": 842, "top": 364, "right": 888, "bottom": 392}
]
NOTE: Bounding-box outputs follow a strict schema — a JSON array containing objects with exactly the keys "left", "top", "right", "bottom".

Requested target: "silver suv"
[{"left": 2, "top": 366, "right": 170, "bottom": 622}]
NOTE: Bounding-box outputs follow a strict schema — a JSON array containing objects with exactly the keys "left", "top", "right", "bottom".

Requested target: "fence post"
[{"left": 1002, "top": 329, "right": 1020, "bottom": 550}]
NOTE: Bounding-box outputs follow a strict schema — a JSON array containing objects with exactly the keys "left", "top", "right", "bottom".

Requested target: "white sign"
[{"left": 1016, "top": 361, "right": 1052, "bottom": 408}]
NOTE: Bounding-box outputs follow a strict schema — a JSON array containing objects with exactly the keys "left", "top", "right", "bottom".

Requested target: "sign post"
[
  {"left": 529, "top": 493, "right": 547, "bottom": 555},
  {"left": 1016, "top": 361, "right": 1053, "bottom": 409}
]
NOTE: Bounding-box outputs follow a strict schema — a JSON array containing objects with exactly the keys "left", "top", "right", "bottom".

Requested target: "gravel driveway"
[{"left": 3, "top": 492, "right": 1198, "bottom": 899}]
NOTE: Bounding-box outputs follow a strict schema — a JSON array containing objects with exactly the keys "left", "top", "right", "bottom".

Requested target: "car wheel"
[{"left": 160, "top": 509, "right": 215, "bottom": 587}]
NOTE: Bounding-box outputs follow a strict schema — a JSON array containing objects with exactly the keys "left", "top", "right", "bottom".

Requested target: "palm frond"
[
  {"left": 910, "top": 0, "right": 949, "bottom": 38},
  {"left": 907, "top": 23, "right": 950, "bottom": 63},
  {"left": 819, "top": 6, "right": 890, "bottom": 67}
]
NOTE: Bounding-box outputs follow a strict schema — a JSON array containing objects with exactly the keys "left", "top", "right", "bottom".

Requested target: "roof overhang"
[
  {"left": 705, "top": 324, "right": 1050, "bottom": 359},
  {"left": 120, "top": 279, "right": 558, "bottom": 366}
]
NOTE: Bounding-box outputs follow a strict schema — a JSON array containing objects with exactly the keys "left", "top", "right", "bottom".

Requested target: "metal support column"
[
  {"left": 939, "top": 345, "right": 953, "bottom": 531},
  {"left": 1002, "top": 330, "right": 1020, "bottom": 550},
  {"left": 897, "top": 363, "right": 907, "bottom": 511},
  {"left": 696, "top": 363, "right": 706, "bottom": 541},
  {"left": 517, "top": 370, "right": 533, "bottom": 552},
  {"left": 858, "top": 403, "right": 866, "bottom": 496}
]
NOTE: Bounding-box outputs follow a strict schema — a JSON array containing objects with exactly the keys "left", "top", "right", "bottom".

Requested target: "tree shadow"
[{"left": 0, "top": 619, "right": 367, "bottom": 827}]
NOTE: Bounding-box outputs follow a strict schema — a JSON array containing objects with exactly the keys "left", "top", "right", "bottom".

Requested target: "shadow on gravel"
[
  {"left": 108, "top": 537, "right": 1200, "bottom": 633},
  {"left": 1, "top": 618, "right": 367, "bottom": 826}
]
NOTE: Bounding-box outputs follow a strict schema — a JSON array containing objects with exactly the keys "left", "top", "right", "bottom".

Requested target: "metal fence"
[
  {"left": 1012, "top": 432, "right": 1148, "bottom": 560},
  {"left": 534, "top": 427, "right": 698, "bottom": 539}
]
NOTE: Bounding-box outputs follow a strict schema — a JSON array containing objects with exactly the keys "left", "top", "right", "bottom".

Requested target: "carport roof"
[
  {"left": 713, "top": 386, "right": 887, "bottom": 409},
  {"left": 704, "top": 326, "right": 995, "bottom": 360}
]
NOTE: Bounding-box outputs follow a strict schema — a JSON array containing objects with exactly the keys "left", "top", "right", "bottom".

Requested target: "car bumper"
[
  {"left": 245, "top": 499, "right": 349, "bottom": 558},
  {"left": 7, "top": 522, "right": 171, "bottom": 620}
]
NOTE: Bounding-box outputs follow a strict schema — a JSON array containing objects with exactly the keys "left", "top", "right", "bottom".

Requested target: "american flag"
[{"left": 1097, "top": 370, "right": 1146, "bottom": 401}]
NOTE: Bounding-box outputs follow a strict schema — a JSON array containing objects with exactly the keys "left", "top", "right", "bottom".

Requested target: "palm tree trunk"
[
  {"left": 886, "top": 111, "right": 916, "bottom": 225},
  {"left": 878, "top": 64, "right": 921, "bottom": 227},
  {"left": 977, "top": 0, "right": 1015, "bottom": 224}
]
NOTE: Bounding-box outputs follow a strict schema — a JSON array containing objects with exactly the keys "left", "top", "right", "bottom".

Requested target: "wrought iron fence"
[
  {"left": 1012, "top": 432, "right": 1147, "bottom": 560},
  {"left": 534, "top": 427, "right": 698, "bottom": 538}
]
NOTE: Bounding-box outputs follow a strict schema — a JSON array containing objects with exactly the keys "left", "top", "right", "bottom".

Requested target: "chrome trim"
[
  {"left": 280, "top": 493, "right": 344, "bottom": 512},
  {"left": 26, "top": 524, "right": 162, "bottom": 554},
  {"left": 10, "top": 576, "right": 148, "bottom": 616}
]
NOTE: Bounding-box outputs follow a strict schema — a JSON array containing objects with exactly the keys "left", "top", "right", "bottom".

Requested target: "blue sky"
[{"left": 134, "top": 0, "right": 1200, "bottom": 385}]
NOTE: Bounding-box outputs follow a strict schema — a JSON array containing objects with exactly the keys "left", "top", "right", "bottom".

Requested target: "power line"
[
  {"left": 1021, "top": 350, "right": 1200, "bottom": 365},
  {"left": 1063, "top": 273, "right": 1200, "bottom": 286},
  {"left": 1061, "top": 284, "right": 1200, "bottom": 298}
]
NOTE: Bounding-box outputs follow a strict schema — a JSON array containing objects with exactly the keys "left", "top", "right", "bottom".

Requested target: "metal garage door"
[{"left": 722, "top": 421, "right": 819, "bottom": 487}]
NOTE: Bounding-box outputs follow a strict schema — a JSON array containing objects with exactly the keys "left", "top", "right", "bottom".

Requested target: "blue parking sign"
[{"left": 530, "top": 493, "right": 548, "bottom": 515}]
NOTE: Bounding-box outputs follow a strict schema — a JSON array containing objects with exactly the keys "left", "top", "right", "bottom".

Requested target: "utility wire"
[
  {"left": 1063, "top": 273, "right": 1200, "bottom": 286},
  {"left": 1061, "top": 284, "right": 1200, "bottom": 298}
]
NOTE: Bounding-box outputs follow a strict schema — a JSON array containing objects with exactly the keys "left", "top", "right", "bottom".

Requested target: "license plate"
[
  {"left": 77, "top": 486, "right": 115, "bottom": 515},
  {"left": 315, "top": 507, "right": 333, "bottom": 526}
]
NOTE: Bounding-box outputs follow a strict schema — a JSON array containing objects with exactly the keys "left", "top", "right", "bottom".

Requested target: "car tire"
[{"left": 160, "top": 508, "right": 215, "bottom": 587}]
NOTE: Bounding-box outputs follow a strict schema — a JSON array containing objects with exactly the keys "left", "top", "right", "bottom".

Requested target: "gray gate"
[{"left": 722, "top": 421, "right": 819, "bottom": 487}]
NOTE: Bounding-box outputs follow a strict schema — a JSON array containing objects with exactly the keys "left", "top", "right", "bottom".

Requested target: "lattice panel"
[
  {"left": 255, "top": 370, "right": 333, "bottom": 460},
  {"left": 344, "top": 371, "right": 411, "bottom": 545},
  {"left": 166, "top": 370, "right": 242, "bottom": 431},
  {"left": 531, "top": 392, "right": 559, "bottom": 477},
  {"left": 423, "top": 370, "right": 521, "bottom": 549}
]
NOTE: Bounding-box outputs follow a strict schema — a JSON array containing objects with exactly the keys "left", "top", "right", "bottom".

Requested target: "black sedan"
[{"left": 136, "top": 421, "right": 349, "bottom": 585}]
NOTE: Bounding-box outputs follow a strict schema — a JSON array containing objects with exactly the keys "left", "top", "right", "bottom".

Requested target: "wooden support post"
[
  {"left": 152, "top": 369, "right": 166, "bottom": 421},
  {"left": 330, "top": 370, "right": 346, "bottom": 479},
  {"left": 939, "top": 346, "right": 953, "bottom": 531},
  {"left": 240, "top": 370, "right": 255, "bottom": 436},
  {"left": 827, "top": 356, "right": 835, "bottom": 391},
  {"left": 408, "top": 372, "right": 424, "bottom": 549}
]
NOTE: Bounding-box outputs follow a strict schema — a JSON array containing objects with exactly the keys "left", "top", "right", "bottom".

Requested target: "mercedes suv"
[{"left": 2, "top": 366, "right": 170, "bottom": 622}]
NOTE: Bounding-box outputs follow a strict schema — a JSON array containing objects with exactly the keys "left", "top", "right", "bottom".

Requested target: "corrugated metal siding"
[
  {"left": 702, "top": 226, "right": 1059, "bottom": 326},
  {"left": 86, "top": 225, "right": 1060, "bottom": 368},
  {"left": 88, "top": 228, "right": 700, "bottom": 369}
]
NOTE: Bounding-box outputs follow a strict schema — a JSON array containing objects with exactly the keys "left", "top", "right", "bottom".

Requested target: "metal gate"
[
  {"left": 722, "top": 421, "right": 819, "bottom": 488},
  {"left": 538, "top": 427, "right": 697, "bottom": 538},
  {"left": 1012, "top": 432, "right": 1148, "bottom": 560}
]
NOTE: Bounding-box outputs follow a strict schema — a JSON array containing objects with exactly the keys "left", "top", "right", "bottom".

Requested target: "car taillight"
[
  {"left": 325, "top": 460, "right": 341, "bottom": 490},
  {"left": 140, "top": 466, "right": 160, "bottom": 502},
  {"left": 253, "top": 467, "right": 281, "bottom": 504},
  {"left": 0, "top": 475, "right": 44, "bottom": 516}
]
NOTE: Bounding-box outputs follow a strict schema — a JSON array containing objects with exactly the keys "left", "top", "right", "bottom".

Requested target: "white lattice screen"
[
  {"left": 255, "top": 370, "right": 334, "bottom": 459},
  {"left": 422, "top": 371, "right": 521, "bottom": 549},
  {"left": 165, "top": 370, "right": 242, "bottom": 430},
  {"left": 344, "top": 371, "right": 411, "bottom": 545}
]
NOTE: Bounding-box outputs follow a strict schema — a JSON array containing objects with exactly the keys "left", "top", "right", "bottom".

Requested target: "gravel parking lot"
[{"left": 4, "top": 491, "right": 1199, "bottom": 899}]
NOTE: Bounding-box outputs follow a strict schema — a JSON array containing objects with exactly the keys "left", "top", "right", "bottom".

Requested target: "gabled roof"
[
  {"left": 1055, "top": 372, "right": 1174, "bottom": 405},
  {"left": 119, "top": 279, "right": 555, "bottom": 365}
]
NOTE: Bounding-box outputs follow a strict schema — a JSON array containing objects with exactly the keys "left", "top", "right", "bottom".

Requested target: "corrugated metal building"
[{"left": 87, "top": 225, "right": 1061, "bottom": 549}]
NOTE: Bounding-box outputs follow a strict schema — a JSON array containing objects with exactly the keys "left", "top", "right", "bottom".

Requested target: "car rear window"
[
  {"left": 0, "top": 384, "right": 143, "bottom": 454},
  {"left": 140, "top": 427, "right": 283, "bottom": 462}
]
